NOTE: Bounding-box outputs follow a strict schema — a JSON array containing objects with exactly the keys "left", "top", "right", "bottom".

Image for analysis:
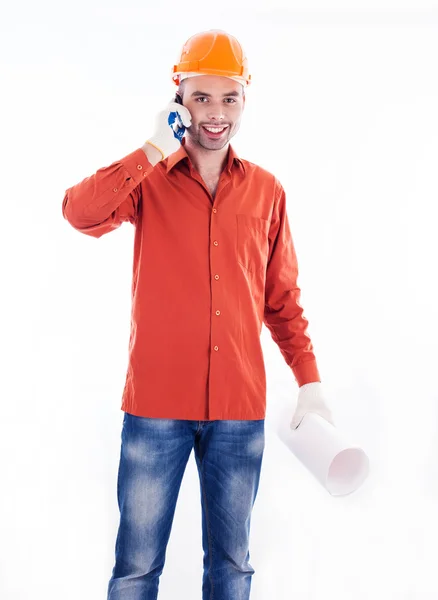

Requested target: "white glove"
[
  {"left": 145, "top": 100, "right": 192, "bottom": 160},
  {"left": 290, "top": 381, "right": 335, "bottom": 430}
]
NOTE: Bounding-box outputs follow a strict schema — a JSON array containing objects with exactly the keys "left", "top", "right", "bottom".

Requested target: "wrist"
[
  {"left": 299, "top": 381, "right": 321, "bottom": 391},
  {"left": 142, "top": 141, "right": 163, "bottom": 166}
]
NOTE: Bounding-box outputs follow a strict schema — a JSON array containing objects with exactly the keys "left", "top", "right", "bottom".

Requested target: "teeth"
[{"left": 204, "top": 126, "right": 226, "bottom": 133}]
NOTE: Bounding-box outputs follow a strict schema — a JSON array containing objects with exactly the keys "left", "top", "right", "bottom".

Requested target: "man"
[{"left": 62, "top": 29, "right": 334, "bottom": 600}]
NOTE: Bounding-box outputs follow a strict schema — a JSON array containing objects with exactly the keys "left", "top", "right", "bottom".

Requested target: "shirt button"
[
  {"left": 214, "top": 275, "right": 220, "bottom": 280},
  {"left": 212, "top": 208, "right": 217, "bottom": 213},
  {"left": 137, "top": 164, "right": 143, "bottom": 170},
  {"left": 214, "top": 346, "right": 219, "bottom": 351},
  {"left": 215, "top": 310, "right": 221, "bottom": 316},
  {"left": 113, "top": 187, "right": 118, "bottom": 192},
  {"left": 213, "top": 240, "right": 219, "bottom": 246}
]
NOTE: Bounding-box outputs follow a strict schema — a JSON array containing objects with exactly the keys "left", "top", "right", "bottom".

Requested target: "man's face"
[{"left": 179, "top": 75, "right": 245, "bottom": 151}]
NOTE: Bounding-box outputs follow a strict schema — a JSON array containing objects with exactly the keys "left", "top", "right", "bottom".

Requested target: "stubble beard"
[{"left": 188, "top": 124, "right": 233, "bottom": 151}]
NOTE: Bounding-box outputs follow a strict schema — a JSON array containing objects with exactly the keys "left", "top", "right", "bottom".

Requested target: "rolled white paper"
[{"left": 275, "top": 406, "right": 370, "bottom": 496}]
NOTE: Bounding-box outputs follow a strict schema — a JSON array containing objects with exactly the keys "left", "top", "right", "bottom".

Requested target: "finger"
[
  {"left": 291, "top": 412, "right": 305, "bottom": 429},
  {"left": 176, "top": 105, "right": 192, "bottom": 127},
  {"left": 168, "top": 102, "right": 192, "bottom": 127}
]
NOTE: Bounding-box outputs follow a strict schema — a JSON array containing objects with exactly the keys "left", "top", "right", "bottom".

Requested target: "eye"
[
  {"left": 196, "top": 97, "right": 208, "bottom": 103},
  {"left": 224, "top": 98, "right": 237, "bottom": 104}
]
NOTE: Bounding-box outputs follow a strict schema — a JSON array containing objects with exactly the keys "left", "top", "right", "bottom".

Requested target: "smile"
[{"left": 202, "top": 125, "right": 229, "bottom": 135}]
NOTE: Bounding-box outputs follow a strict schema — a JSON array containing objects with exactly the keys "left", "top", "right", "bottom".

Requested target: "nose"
[{"left": 206, "top": 107, "right": 225, "bottom": 121}]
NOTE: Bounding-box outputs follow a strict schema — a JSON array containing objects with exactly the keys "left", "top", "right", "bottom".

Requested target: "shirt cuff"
[
  {"left": 292, "top": 360, "right": 321, "bottom": 387},
  {"left": 119, "top": 147, "right": 156, "bottom": 186}
]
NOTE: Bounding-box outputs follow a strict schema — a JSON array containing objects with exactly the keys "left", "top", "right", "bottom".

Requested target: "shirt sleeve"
[
  {"left": 62, "top": 147, "right": 155, "bottom": 238},
  {"left": 264, "top": 180, "right": 321, "bottom": 387}
]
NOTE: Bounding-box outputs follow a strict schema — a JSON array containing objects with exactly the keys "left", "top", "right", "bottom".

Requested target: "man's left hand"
[{"left": 290, "top": 382, "right": 335, "bottom": 430}]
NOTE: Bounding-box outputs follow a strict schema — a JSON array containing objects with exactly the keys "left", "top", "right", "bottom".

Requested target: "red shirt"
[{"left": 62, "top": 141, "right": 320, "bottom": 420}]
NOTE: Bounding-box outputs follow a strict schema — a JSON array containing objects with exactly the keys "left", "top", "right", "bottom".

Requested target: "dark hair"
[{"left": 177, "top": 78, "right": 187, "bottom": 100}]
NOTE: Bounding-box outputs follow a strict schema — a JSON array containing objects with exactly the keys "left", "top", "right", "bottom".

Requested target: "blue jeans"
[{"left": 107, "top": 412, "right": 265, "bottom": 600}]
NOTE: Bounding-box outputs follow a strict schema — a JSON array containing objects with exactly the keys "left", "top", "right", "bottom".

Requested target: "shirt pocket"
[{"left": 236, "top": 214, "right": 270, "bottom": 273}]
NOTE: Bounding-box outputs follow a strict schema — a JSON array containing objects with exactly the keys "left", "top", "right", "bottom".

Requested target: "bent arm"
[{"left": 62, "top": 146, "right": 157, "bottom": 238}]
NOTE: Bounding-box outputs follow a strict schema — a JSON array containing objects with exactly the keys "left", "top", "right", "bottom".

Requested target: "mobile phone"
[{"left": 170, "top": 93, "right": 185, "bottom": 141}]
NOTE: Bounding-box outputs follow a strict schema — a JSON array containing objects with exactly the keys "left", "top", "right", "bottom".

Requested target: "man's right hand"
[{"left": 144, "top": 100, "right": 192, "bottom": 162}]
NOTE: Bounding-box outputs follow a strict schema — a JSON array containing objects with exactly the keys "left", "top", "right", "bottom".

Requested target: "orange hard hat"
[{"left": 172, "top": 29, "right": 251, "bottom": 86}]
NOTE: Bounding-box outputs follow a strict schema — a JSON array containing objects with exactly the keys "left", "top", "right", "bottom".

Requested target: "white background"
[{"left": 1, "top": 1, "right": 438, "bottom": 598}]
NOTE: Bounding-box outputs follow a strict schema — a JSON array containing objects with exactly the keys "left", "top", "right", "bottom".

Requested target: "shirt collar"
[{"left": 166, "top": 138, "right": 245, "bottom": 175}]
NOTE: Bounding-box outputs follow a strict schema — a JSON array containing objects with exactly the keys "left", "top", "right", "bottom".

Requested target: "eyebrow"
[{"left": 190, "top": 90, "right": 241, "bottom": 98}]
